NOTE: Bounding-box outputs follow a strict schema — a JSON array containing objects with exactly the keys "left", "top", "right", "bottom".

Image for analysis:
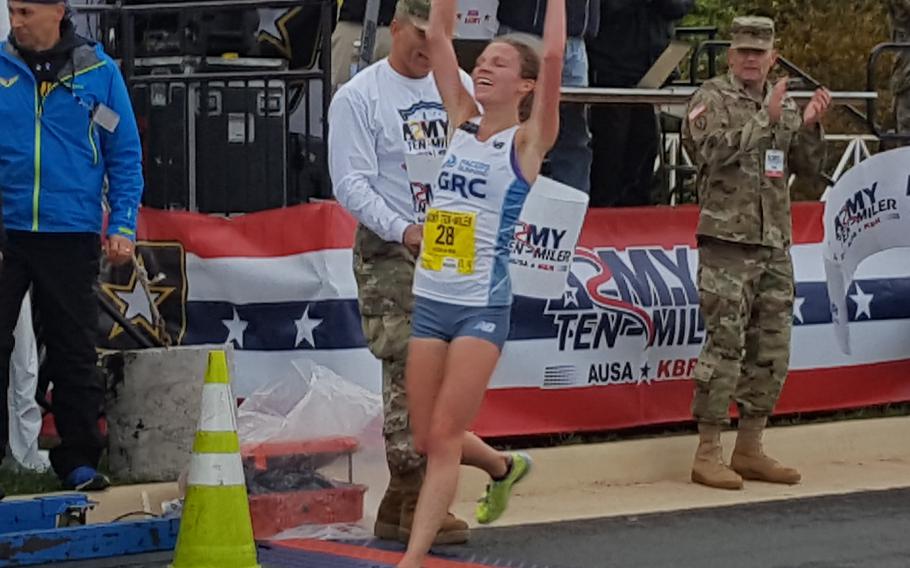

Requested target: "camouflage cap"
[
  {"left": 730, "top": 16, "right": 775, "bottom": 51},
  {"left": 396, "top": 0, "right": 431, "bottom": 30}
]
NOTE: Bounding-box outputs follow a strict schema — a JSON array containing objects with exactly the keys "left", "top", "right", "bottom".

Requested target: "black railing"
[
  {"left": 71, "top": 0, "right": 335, "bottom": 211},
  {"left": 58, "top": 8, "right": 903, "bottom": 210},
  {"left": 674, "top": 26, "right": 719, "bottom": 83},
  {"left": 867, "top": 42, "right": 910, "bottom": 141},
  {"left": 688, "top": 39, "right": 869, "bottom": 128}
]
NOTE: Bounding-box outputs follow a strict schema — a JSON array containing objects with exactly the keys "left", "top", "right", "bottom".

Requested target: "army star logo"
[
  {"left": 0, "top": 75, "right": 20, "bottom": 88},
  {"left": 101, "top": 254, "right": 175, "bottom": 341},
  {"left": 257, "top": 8, "right": 299, "bottom": 60},
  {"left": 99, "top": 243, "right": 187, "bottom": 346}
]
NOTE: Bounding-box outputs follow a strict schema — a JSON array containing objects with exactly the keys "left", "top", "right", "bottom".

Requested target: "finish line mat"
[{"left": 262, "top": 538, "right": 560, "bottom": 568}]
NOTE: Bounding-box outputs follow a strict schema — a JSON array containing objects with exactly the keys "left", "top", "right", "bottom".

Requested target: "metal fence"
[
  {"left": 868, "top": 42, "right": 910, "bottom": 142},
  {"left": 72, "top": 0, "right": 334, "bottom": 213},
  {"left": 63, "top": 10, "right": 910, "bottom": 210}
]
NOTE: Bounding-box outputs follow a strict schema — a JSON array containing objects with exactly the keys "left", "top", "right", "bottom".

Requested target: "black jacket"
[
  {"left": 11, "top": 19, "right": 87, "bottom": 84},
  {"left": 587, "top": 0, "right": 693, "bottom": 87},
  {"left": 587, "top": 0, "right": 695, "bottom": 87},
  {"left": 497, "top": 0, "right": 600, "bottom": 39},
  {"left": 337, "top": 0, "right": 399, "bottom": 26}
]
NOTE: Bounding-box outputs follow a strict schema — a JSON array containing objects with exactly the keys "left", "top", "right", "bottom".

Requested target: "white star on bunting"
[
  {"left": 222, "top": 308, "right": 249, "bottom": 349},
  {"left": 849, "top": 284, "right": 874, "bottom": 320},
  {"left": 295, "top": 306, "right": 323, "bottom": 348},
  {"left": 793, "top": 297, "right": 806, "bottom": 324}
]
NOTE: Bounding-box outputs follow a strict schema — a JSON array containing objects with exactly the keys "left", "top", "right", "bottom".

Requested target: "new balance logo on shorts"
[{"left": 474, "top": 321, "right": 497, "bottom": 334}]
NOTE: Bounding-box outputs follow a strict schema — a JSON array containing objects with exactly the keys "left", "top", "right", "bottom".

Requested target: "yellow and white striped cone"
[{"left": 171, "top": 350, "right": 259, "bottom": 568}]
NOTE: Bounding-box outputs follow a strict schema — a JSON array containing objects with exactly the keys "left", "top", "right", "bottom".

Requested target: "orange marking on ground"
[{"left": 274, "top": 539, "right": 497, "bottom": 568}]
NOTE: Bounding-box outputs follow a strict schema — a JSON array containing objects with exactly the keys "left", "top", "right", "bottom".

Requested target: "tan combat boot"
[
  {"left": 374, "top": 471, "right": 408, "bottom": 540},
  {"left": 731, "top": 416, "right": 801, "bottom": 484},
  {"left": 691, "top": 423, "right": 744, "bottom": 490},
  {"left": 398, "top": 492, "right": 470, "bottom": 545}
]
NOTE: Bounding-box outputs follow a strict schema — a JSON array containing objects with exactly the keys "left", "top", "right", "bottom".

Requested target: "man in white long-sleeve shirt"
[{"left": 329, "top": 0, "right": 473, "bottom": 546}]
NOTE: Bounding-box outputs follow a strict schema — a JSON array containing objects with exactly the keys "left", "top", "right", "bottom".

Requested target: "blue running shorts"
[{"left": 411, "top": 296, "right": 511, "bottom": 350}]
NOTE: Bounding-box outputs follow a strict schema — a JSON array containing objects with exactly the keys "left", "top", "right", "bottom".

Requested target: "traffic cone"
[{"left": 171, "top": 350, "right": 259, "bottom": 568}]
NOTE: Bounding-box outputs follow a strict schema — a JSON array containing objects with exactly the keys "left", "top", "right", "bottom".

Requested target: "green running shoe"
[{"left": 475, "top": 452, "right": 533, "bottom": 524}]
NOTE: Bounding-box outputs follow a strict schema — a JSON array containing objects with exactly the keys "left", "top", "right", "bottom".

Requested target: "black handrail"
[
  {"left": 867, "top": 42, "right": 910, "bottom": 141},
  {"left": 128, "top": 69, "right": 324, "bottom": 83},
  {"left": 70, "top": 0, "right": 312, "bottom": 14},
  {"left": 688, "top": 40, "right": 727, "bottom": 86},
  {"left": 689, "top": 39, "right": 868, "bottom": 126},
  {"left": 674, "top": 27, "right": 719, "bottom": 82},
  {"left": 777, "top": 55, "right": 867, "bottom": 125},
  {"left": 675, "top": 26, "right": 719, "bottom": 39}
]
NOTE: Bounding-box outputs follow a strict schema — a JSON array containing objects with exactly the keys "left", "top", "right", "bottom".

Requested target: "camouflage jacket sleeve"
[
  {"left": 787, "top": 122, "right": 826, "bottom": 180},
  {"left": 683, "top": 84, "right": 776, "bottom": 169}
]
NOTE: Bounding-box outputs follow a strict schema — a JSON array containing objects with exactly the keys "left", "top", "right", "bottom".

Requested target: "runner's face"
[
  {"left": 472, "top": 42, "right": 532, "bottom": 111},
  {"left": 390, "top": 18, "right": 431, "bottom": 78}
]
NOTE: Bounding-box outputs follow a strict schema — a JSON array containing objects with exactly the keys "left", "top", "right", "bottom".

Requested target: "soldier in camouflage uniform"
[
  {"left": 682, "top": 16, "right": 831, "bottom": 490},
  {"left": 889, "top": 0, "right": 910, "bottom": 136},
  {"left": 329, "top": 0, "right": 470, "bottom": 544}
]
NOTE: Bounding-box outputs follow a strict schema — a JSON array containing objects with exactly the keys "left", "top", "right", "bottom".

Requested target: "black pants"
[
  {"left": 589, "top": 104, "right": 660, "bottom": 207},
  {"left": 0, "top": 231, "right": 104, "bottom": 480}
]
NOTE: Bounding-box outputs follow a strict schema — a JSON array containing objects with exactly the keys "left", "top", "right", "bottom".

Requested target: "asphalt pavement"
[
  {"left": 443, "top": 487, "right": 910, "bottom": 568},
  {"left": 29, "top": 487, "right": 910, "bottom": 568}
]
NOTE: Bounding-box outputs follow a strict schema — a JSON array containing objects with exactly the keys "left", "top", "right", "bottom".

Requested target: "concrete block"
[{"left": 104, "top": 345, "right": 234, "bottom": 482}]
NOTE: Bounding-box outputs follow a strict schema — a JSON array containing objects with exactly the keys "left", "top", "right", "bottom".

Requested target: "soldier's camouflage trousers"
[
  {"left": 352, "top": 224, "right": 425, "bottom": 476},
  {"left": 692, "top": 238, "right": 794, "bottom": 425}
]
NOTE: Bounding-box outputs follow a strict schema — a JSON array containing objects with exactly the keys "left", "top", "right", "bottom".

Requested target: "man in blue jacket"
[
  {"left": 0, "top": 0, "right": 143, "bottom": 490},
  {"left": 496, "top": 0, "right": 600, "bottom": 194}
]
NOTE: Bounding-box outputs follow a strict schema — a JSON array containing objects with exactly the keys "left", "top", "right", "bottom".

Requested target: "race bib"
[{"left": 421, "top": 208, "right": 476, "bottom": 275}]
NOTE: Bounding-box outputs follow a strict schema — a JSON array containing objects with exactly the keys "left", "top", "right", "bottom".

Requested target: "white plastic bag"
[
  {"left": 236, "top": 359, "right": 387, "bottom": 541},
  {"left": 239, "top": 359, "right": 380, "bottom": 444}
]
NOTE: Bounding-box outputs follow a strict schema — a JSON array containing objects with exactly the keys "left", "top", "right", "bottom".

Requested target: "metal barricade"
[
  {"left": 71, "top": 0, "right": 334, "bottom": 211},
  {"left": 867, "top": 42, "right": 910, "bottom": 142}
]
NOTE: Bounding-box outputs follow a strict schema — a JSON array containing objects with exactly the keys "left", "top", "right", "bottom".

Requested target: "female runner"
[{"left": 397, "top": 0, "right": 565, "bottom": 566}]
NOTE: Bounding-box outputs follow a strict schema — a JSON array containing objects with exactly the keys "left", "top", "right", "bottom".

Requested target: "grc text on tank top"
[{"left": 413, "top": 120, "right": 532, "bottom": 307}]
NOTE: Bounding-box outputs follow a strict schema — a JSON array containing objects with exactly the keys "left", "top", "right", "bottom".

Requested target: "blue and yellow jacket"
[{"left": 0, "top": 39, "right": 143, "bottom": 239}]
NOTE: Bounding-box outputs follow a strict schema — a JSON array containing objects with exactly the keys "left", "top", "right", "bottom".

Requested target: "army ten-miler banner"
[{"left": 98, "top": 202, "right": 910, "bottom": 437}]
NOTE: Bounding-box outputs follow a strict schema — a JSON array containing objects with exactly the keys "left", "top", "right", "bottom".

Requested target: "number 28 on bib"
[{"left": 421, "top": 208, "right": 476, "bottom": 275}]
